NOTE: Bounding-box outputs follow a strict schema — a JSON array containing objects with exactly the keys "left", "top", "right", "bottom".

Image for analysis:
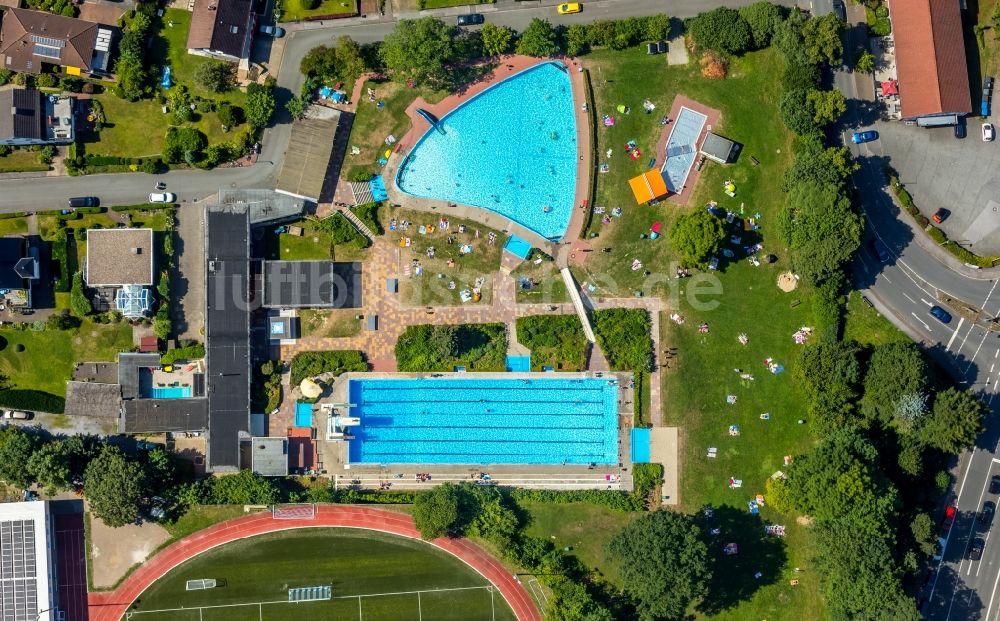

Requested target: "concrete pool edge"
[{"left": 383, "top": 54, "right": 593, "bottom": 259}]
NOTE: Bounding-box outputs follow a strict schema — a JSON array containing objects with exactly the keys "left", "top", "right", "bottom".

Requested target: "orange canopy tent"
[{"left": 628, "top": 170, "right": 668, "bottom": 204}]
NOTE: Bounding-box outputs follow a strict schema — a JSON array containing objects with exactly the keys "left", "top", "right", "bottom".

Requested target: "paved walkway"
[{"left": 86, "top": 506, "right": 541, "bottom": 621}]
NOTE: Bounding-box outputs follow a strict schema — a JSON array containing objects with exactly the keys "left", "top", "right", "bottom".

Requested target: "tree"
[
  {"left": 546, "top": 578, "right": 615, "bottom": 621},
  {"left": 379, "top": 18, "right": 458, "bottom": 87},
  {"left": 428, "top": 325, "right": 459, "bottom": 361},
  {"left": 206, "top": 469, "right": 279, "bottom": 504},
  {"left": 919, "top": 388, "right": 987, "bottom": 453},
  {"left": 777, "top": 180, "right": 863, "bottom": 284},
  {"left": 802, "top": 13, "right": 844, "bottom": 65},
  {"left": 797, "top": 340, "right": 863, "bottom": 430},
  {"left": 162, "top": 127, "right": 207, "bottom": 164},
  {"left": 785, "top": 427, "right": 899, "bottom": 539},
  {"left": 153, "top": 316, "right": 171, "bottom": 340},
  {"left": 861, "top": 342, "right": 929, "bottom": 427},
  {"left": 0, "top": 427, "right": 37, "bottom": 488},
  {"left": 516, "top": 18, "right": 560, "bottom": 57},
  {"left": 481, "top": 23, "right": 514, "bottom": 57},
  {"left": 69, "top": 272, "right": 91, "bottom": 317},
  {"left": 194, "top": 61, "right": 234, "bottom": 93},
  {"left": 910, "top": 513, "right": 940, "bottom": 557},
  {"left": 855, "top": 49, "right": 876, "bottom": 74},
  {"left": 85, "top": 446, "right": 146, "bottom": 528},
  {"left": 784, "top": 134, "right": 858, "bottom": 190},
  {"left": 738, "top": 1, "right": 783, "bottom": 48},
  {"left": 27, "top": 441, "right": 71, "bottom": 493},
  {"left": 413, "top": 483, "right": 465, "bottom": 539},
  {"left": 783, "top": 62, "right": 820, "bottom": 91},
  {"left": 643, "top": 13, "right": 672, "bottom": 41},
  {"left": 286, "top": 96, "right": 307, "bottom": 120},
  {"left": 778, "top": 88, "right": 818, "bottom": 134},
  {"left": 607, "top": 510, "right": 711, "bottom": 621},
  {"left": 335, "top": 36, "right": 367, "bottom": 82},
  {"left": 806, "top": 88, "right": 846, "bottom": 125},
  {"left": 669, "top": 208, "right": 726, "bottom": 268},
  {"left": 688, "top": 7, "right": 753, "bottom": 56},
  {"left": 245, "top": 83, "right": 276, "bottom": 129},
  {"left": 300, "top": 45, "right": 338, "bottom": 79},
  {"left": 772, "top": 9, "right": 809, "bottom": 66},
  {"left": 216, "top": 102, "right": 242, "bottom": 129}
]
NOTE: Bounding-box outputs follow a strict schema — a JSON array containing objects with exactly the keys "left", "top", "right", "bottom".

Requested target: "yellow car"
[{"left": 557, "top": 3, "right": 582, "bottom": 14}]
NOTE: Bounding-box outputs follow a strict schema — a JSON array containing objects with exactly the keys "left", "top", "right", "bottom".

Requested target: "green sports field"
[{"left": 125, "top": 529, "right": 516, "bottom": 621}]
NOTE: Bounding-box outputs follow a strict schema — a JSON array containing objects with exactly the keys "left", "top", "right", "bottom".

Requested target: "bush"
[
  {"left": 632, "top": 463, "right": 663, "bottom": 501},
  {"left": 0, "top": 390, "right": 65, "bottom": 413},
  {"left": 592, "top": 308, "right": 652, "bottom": 371},
  {"left": 516, "top": 315, "right": 588, "bottom": 371},
  {"left": 300, "top": 0, "right": 319, "bottom": 9},
  {"left": 688, "top": 7, "right": 753, "bottom": 55},
  {"left": 69, "top": 272, "right": 92, "bottom": 317},
  {"left": 289, "top": 350, "right": 368, "bottom": 385},
  {"left": 510, "top": 488, "right": 645, "bottom": 512},
  {"left": 111, "top": 203, "right": 174, "bottom": 213},
  {"left": 160, "top": 344, "right": 205, "bottom": 365},
  {"left": 347, "top": 168, "right": 374, "bottom": 183},
  {"left": 51, "top": 229, "right": 71, "bottom": 293},
  {"left": 349, "top": 202, "right": 383, "bottom": 235},
  {"left": 395, "top": 324, "right": 507, "bottom": 372}
]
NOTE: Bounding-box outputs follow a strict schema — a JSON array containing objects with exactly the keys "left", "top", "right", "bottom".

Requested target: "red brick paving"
[{"left": 87, "top": 506, "right": 540, "bottom": 621}]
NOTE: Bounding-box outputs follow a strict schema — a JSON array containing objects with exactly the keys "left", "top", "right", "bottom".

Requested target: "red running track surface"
[{"left": 87, "top": 505, "right": 541, "bottom": 621}]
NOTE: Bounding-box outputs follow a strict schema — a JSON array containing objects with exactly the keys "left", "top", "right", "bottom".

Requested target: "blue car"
[
  {"left": 930, "top": 305, "right": 953, "bottom": 324},
  {"left": 852, "top": 130, "right": 879, "bottom": 144}
]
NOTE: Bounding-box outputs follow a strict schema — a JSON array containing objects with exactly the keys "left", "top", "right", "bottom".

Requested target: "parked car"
[
  {"left": 851, "top": 130, "right": 879, "bottom": 144},
  {"left": 932, "top": 208, "right": 949, "bottom": 224},
  {"left": 992, "top": 474, "right": 1000, "bottom": 494},
  {"left": 148, "top": 192, "right": 176, "bottom": 203},
  {"left": 456, "top": 13, "right": 484, "bottom": 25},
  {"left": 557, "top": 2, "right": 582, "bottom": 14},
  {"left": 955, "top": 122, "right": 966, "bottom": 139},
  {"left": 68, "top": 196, "right": 98, "bottom": 208},
  {"left": 930, "top": 305, "right": 953, "bottom": 324},
  {"left": 984, "top": 122, "right": 995, "bottom": 142},
  {"left": 1, "top": 410, "right": 30, "bottom": 420},
  {"left": 969, "top": 537, "right": 986, "bottom": 561},
  {"left": 870, "top": 239, "right": 891, "bottom": 262},
  {"left": 136, "top": 441, "right": 163, "bottom": 450},
  {"left": 981, "top": 501, "right": 996, "bottom": 527},
  {"left": 833, "top": 0, "right": 846, "bottom": 21},
  {"left": 942, "top": 504, "right": 957, "bottom": 530},
  {"left": 259, "top": 24, "right": 285, "bottom": 37}
]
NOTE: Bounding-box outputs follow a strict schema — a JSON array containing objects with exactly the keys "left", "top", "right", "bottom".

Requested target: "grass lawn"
[
  {"left": 511, "top": 255, "right": 569, "bottom": 304},
  {"left": 0, "top": 320, "right": 133, "bottom": 396},
  {"left": 129, "top": 528, "right": 516, "bottom": 621},
  {"left": 0, "top": 149, "right": 48, "bottom": 173},
  {"left": 0, "top": 217, "right": 29, "bottom": 237},
  {"left": 345, "top": 80, "right": 446, "bottom": 179},
  {"left": 128, "top": 209, "right": 172, "bottom": 231},
  {"left": 266, "top": 218, "right": 370, "bottom": 262},
  {"left": 39, "top": 211, "right": 121, "bottom": 266},
  {"left": 521, "top": 501, "right": 638, "bottom": 581},
  {"left": 843, "top": 289, "right": 910, "bottom": 346},
  {"left": 162, "top": 505, "right": 248, "bottom": 540},
  {"left": 388, "top": 208, "right": 503, "bottom": 306},
  {"left": 299, "top": 309, "right": 363, "bottom": 338},
  {"left": 281, "top": 0, "right": 356, "bottom": 23}
]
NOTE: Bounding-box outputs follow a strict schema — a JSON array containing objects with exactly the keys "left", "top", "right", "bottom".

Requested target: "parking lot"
[{"left": 875, "top": 115, "right": 1000, "bottom": 256}]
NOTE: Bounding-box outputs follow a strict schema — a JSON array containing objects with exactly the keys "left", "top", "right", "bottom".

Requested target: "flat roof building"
[
  {"left": 251, "top": 437, "right": 289, "bottom": 476},
  {"left": 276, "top": 106, "right": 341, "bottom": 202},
  {"left": 262, "top": 260, "right": 362, "bottom": 308},
  {"left": 0, "top": 501, "right": 56, "bottom": 621},
  {"left": 700, "top": 132, "right": 741, "bottom": 164}
]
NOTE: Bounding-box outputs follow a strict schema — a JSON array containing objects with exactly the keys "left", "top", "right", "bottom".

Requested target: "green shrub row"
[
  {"left": 0, "top": 389, "right": 65, "bottom": 414},
  {"left": 632, "top": 462, "right": 663, "bottom": 500},
  {"left": 111, "top": 203, "right": 174, "bottom": 213},
  {"left": 329, "top": 489, "right": 417, "bottom": 504},
  {"left": 51, "top": 229, "right": 71, "bottom": 293},
  {"left": 289, "top": 350, "right": 368, "bottom": 386},
  {"left": 510, "top": 488, "right": 646, "bottom": 512},
  {"left": 0, "top": 212, "right": 28, "bottom": 220},
  {"left": 161, "top": 344, "right": 205, "bottom": 365}
]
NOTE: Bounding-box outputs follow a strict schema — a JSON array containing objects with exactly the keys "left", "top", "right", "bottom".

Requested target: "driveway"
[{"left": 875, "top": 118, "right": 1000, "bottom": 255}]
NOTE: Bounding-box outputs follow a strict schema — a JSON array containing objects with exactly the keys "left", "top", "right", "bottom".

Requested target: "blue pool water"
[
  {"left": 347, "top": 377, "right": 618, "bottom": 465},
  {"left": 295, "top": 402, "right": 313, "bottom": 427},
  {"left": 630, "top": 427, "right": 651, "bottom": 464},
  {"left": 151, "top": 386, "right": 191, "bottom": 399},
  {"left": 504, "top": 235, "right": 532, "bottom": 260},
  {"left": 661, "top": 107, "right": 707, "bottom": 192},
  {"left": 506, "top": 355, "right": 531, "bottom": 372},
  {"left": 395, "top": 62, "right": 578, "bottom": 241}
]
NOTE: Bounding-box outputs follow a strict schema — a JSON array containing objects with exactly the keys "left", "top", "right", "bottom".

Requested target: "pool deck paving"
[{"left": 86, "top": 506, "right": 541, "bottom": 621}]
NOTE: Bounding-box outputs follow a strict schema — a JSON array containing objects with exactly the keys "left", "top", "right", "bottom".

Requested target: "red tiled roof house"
[
  {"left": 0, "top": 7, "right": 115, "bottom": 76},
  {"left": 889, "top": 0, "right": 972, "bottom": 123},
  {"left": 186, "top": 0, "right": 256, "bottom": 63}
]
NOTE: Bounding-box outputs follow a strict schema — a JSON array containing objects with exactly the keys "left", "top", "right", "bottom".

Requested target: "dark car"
[
  {"left": 930, "top": 305, "right": 953, "bottom": 324},
  {"left": 969, "top": 537, "right": 986, "bottom": 561},
  {"left": 942, "top": 504, "right": 957, "bottom": 530},
  {"left": 68, "top": 196, "right": 98, "bottom": 208},
  {"left": 456, "top": 13, "right": 484, "bottom": 25},
  {"left": 981, "top": 501, "right": 996, "bottom": 527},
  {"left": 833, "top": 0, "right": 846, "bottom": 21},
  {"left": 932, "top": 208, "right": 949, "bottom": 224},
  {"left": 955, "top": 123, "right": 966, "bottom": 139},
  {"left": 871, "top": 239, "right": 891, "bottom": 262},
  {"left": 991, "top": 474, "right": 1000, "bottom": 494}
]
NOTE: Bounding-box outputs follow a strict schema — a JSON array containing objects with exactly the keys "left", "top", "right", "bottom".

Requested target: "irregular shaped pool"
[{"left": 395, "top": 61, "right": 578, "bottom": 241}]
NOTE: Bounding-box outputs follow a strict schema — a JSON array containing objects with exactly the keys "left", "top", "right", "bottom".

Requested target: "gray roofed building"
[
  {"left": 0, "top": 90, "right": 75, "bottom": 145},
  {"left": 700, "top": 132, "right": 741, "bottom": 164},
  {"left": 205, "top": 205, "right": 251, "bottom": 471},
  {"left": 262, "top": 260, "right": 362, "bottom": 308},
  {"left": 250, "top": 437, "right": 289, "bottom": 476},
  {"left": 85, "top": 228, "right": 154, "bottom": 287},
  {"left": 276, "top": 106, "right": 341, "bottom": 202},
  {"left": 217, "top": 188, "right": 308, "bottom": 224},
  {"left": 64, "top": 381, "right": 121, "bottom": 419},
  {"left": 122, "top": 398, "right": 209, "bottom": 433},
  {"left": 0, "top": 236, "right": 38, "bottom": 308},
  {"left": 118, "top": 353, "right": 161, "bottom": 400}
]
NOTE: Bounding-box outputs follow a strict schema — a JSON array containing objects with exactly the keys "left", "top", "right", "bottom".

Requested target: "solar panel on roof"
[
  {"left": 29, "top": 35, "right": 65, "bottom": 48},
  {"left": 32, "top": 44, "right": 62, "bottom": 59},
  {"left": 1, "top": 519, "right": 38, "bottom": 621}
]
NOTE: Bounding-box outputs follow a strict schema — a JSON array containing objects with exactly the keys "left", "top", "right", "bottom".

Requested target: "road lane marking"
[
  {"left": 912, "top": 313, "right": 932, "bottom": 332},
  {"left": 882, "top": 274, "right": 892, "bottom": 283},
  {"left": 986, "top": 549, "right": 1000, "bottom": 620},
  {"left": 902, "top": 291, "right": 916, "bottom": 304},
  {"left": 921, "top": 298, "right": 933, "bottom": 306},
  {"left": 948, "top": 317, "right": 967, "bottom": 350}
]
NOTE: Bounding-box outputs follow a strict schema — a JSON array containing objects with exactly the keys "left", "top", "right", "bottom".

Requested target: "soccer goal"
[
  {"left": 271, "top": 504, "right": 317, "bottom": 520},
  {"left": 185, "top": 579, "right": 217, "bottom": 591}
]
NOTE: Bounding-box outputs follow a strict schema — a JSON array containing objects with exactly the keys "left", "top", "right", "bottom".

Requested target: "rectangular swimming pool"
[
  {"left": 504, "top": 235, "right": 532, "bottom": 260},
  {"left": 295, "top": 402, "right": 313, "bottom": 427},
  {"left": 151, "top": 386, "right": 192, "bottom": 399},
  {"left": 347, "top": 377, "right": 619, "bottom": 465},
  {"left": 661, "top": 107, "right": 707, "bottom": 193}
]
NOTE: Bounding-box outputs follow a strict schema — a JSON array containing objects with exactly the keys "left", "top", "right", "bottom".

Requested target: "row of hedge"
[
  {"left": 289, "top": 350, "right": 368, "bottom": 386},
  {"left": 0, "top": 389, "right": 66, "bottom": 414},
  {"left": 0, "top": 211, "right": 28, "bottom": 220},
  {"left": 886, "top": 166, "right": 1000, "bottom": 268},
  {"left": 111, "top": 203, "right": 175, "bottom": 213},
  {"left": 160, "top": 344, "right": 205, "bottom": 365}
]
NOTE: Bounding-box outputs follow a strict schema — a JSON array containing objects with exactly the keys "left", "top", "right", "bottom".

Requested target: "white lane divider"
[{"left": 948, "top": 317, "right": 966, "bottom": 350}]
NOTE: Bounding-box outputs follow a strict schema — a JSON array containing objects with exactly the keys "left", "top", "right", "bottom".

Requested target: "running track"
[{"left": 86, "top": 505, "right": 541, "bottom": 621}]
